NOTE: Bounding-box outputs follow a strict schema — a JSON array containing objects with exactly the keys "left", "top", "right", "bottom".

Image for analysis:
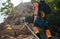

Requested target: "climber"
[
  {"left": 32, "top": 0, "right": 41, "bottom": 39},
  {"left": 33, "top": 0, "right": 52, "bottom": 39}
]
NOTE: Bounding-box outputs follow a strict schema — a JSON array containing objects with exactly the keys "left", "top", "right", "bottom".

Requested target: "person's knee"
[
  {"left": 33, "top": 26, "right": 39, "bottom": 34},
  {"left": 46, "top": 29, "right": 52, "bottom": 38}
]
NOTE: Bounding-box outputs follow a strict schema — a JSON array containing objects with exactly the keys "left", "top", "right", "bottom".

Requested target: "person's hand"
[{"left": 34, "top": 16, "right": 37, "bottom": 23}]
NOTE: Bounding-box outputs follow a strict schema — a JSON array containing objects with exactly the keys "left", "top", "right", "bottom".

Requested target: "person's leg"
[
  {"left": 46, "top": 29, "right": 52, "bottom": 39},
  {"left": 33, "top": 26, "right": 41, "bottom": 39},
  {"left": 43, "top": 21, "right": 52, "bottom": 39},
  {"left": 33, "top": 17, "right": 42, "bottom": 39}
]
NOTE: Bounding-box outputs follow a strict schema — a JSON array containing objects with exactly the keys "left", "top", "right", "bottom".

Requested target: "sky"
[{"left": 0, "top": 0, "right": 31, "bottom": 23}]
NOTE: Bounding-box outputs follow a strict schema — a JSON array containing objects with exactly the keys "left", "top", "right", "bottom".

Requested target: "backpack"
[{"left": 38, "top": 1, "right": 52, "bottom": 16}]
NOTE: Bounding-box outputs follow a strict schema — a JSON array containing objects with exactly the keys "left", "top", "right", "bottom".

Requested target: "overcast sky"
[{"left": 0, "top": 0, "right": 31, "bottom": 23}]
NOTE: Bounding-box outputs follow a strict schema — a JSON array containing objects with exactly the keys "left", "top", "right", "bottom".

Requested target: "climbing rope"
[{"left": 25, "top": 22, "right": 40, "bottom": 39}]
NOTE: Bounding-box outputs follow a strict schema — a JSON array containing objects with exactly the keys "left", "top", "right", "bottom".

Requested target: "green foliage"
[
  {"left": 0, "top": 0, "right": 14, "bottom": 15},
  {"left": 46, "top": 0, "right": 54, "bottom": 3},
  {"left": 46, "top": 0, "right": 60, "bottom": 26}
]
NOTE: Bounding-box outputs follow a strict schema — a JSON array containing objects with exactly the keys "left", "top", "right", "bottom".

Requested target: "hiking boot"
[{"left": 36, "top": 33, "right": 41, "bottom": 39}]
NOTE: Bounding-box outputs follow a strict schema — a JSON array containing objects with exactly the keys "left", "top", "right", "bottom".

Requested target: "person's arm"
[
  {"left": 34, "top": 14, "right": 37, "bottom": 22},
  {"left": 34, "top": 7, "right": 38, "bottom": 22}
]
